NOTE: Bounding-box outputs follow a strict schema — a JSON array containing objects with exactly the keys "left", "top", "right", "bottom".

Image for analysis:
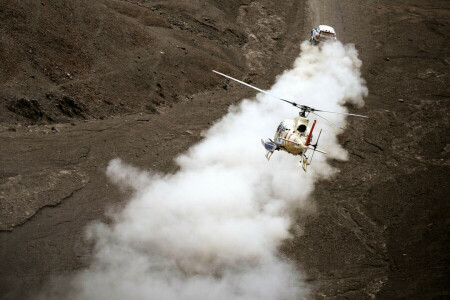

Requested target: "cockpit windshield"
[
  {"left": 276, "top": 123, "right": 287, "bottom": 135},
  {"left": 320, "top": 31, "right": 335, "bottom": 37}
]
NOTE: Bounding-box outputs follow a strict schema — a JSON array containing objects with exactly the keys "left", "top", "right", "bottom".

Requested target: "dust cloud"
[{"left": 40, "top": 41, "right": 367, "bottom": 300}]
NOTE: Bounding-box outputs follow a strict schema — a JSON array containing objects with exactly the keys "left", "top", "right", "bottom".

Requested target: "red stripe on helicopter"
[{"left": 305, "top": 120, "right": 317, "bottom": 146}]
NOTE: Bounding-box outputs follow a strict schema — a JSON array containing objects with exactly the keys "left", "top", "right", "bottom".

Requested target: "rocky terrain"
[{"left": 1, "top": 0, "right": 449, "bottom": 299}]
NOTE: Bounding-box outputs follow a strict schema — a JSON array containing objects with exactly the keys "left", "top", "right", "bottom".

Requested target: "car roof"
[{"left": 318, "top": 25, "right": 336, "bottom": 34}]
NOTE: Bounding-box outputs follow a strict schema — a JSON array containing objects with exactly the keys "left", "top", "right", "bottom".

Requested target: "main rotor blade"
[
  {"left": 213, "top": 70, "right": 369, "bottom": 119},
  {"left": 311, "top": 112, "right": 344, "bottom": 130},
  {"left": 212, "top": 70, "right": 300, "bottom": 107},
  {"left": 313, "top": 109, "right": 368, "bottom": 118}
]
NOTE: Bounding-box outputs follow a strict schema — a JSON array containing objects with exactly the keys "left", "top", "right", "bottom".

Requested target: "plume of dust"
[
  {"left": 307, "top": 0, "right": 325, "bottom": 27},
  {"left": 41, "top": 41, "right": 367, "bottom": 300}
]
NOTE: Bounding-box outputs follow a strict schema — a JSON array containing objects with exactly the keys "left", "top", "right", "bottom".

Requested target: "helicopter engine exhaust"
[{"left": 39, "top": 41, "right": 368, "bottom": 300}]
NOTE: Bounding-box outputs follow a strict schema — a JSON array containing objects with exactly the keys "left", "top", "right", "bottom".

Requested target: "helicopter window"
[
  {"left": 276, "top": 124, "right": 283, "bottom": 133},
  {"left": 277, "top": 123, "right": 288, "bottom": 133},
  {"left": 297, "top": 124, "right": 307, "bottom": 132},
  {"left": 320, "top": 31, "right": 335, "bottom": 37}
]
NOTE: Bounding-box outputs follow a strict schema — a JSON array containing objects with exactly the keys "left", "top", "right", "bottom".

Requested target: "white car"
[{"left": 310, "top": 25, "right": 336, "bottom": 45}]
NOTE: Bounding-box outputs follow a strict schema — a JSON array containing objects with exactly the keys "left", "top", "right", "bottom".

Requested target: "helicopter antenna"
[
  {"left": 212, "top": 70, "right": 368, "bottom": 119},
  {"left": 308, "top": 129, "right": 322, "bottom": 165}
]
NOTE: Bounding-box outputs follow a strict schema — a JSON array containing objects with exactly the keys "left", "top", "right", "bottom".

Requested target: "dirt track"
[{"left": 1, "top": 0, "right": 449, "bottom": 299}]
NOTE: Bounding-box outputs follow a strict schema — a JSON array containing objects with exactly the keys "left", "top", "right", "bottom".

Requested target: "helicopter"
[{"left": 212, "top": 70, "right": 368, "bottom": 171}]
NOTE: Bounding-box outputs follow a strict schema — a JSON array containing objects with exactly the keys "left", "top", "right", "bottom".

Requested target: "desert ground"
[{"left": 1, "top": 0, "right": 449, "bottom": 299}]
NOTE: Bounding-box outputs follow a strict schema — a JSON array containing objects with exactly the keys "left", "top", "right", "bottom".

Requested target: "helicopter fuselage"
[
  {"left": 274, "top": 116, "right": 310, "bottom": 155},
  {"left": 261, "top": 116, "right": 324, "bottom": 171}
]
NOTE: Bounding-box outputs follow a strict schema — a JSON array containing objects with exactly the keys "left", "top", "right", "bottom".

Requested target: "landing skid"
[{"left": 300, "top": 154, "right": 309, "bottom": 172}]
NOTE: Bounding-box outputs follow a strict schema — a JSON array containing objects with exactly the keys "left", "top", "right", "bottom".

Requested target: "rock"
[
  {"left": 398, "top": 98, "right": 404, "bottom": 102},
  {"left": 185, "top": 130, "right": 194, "bottom": 135},
  {"left": 385, "top": 57, "right": 390, "bottom": 61}
]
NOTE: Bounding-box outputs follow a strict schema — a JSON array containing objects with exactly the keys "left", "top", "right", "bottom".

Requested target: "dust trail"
[{"left": 41, "top": 41, "right": 367, "bottom": 300}]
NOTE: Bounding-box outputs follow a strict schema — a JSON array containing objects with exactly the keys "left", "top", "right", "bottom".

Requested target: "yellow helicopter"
[{"left": 212, "top": 70, "right": 368, "bottom": 171}]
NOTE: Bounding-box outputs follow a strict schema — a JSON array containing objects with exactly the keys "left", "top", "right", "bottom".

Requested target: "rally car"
[{"left": 309, "top": 25, "right": 337, "bottom": 45}]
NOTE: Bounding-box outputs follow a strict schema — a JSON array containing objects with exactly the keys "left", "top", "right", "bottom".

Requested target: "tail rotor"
[{"left": 308, "top": 129, "right": 322, "bottom": 165}]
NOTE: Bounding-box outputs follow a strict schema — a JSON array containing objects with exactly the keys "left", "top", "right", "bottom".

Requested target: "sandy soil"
[{"left": 1, "top": 0, "right": 449, "bottom": 299}]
